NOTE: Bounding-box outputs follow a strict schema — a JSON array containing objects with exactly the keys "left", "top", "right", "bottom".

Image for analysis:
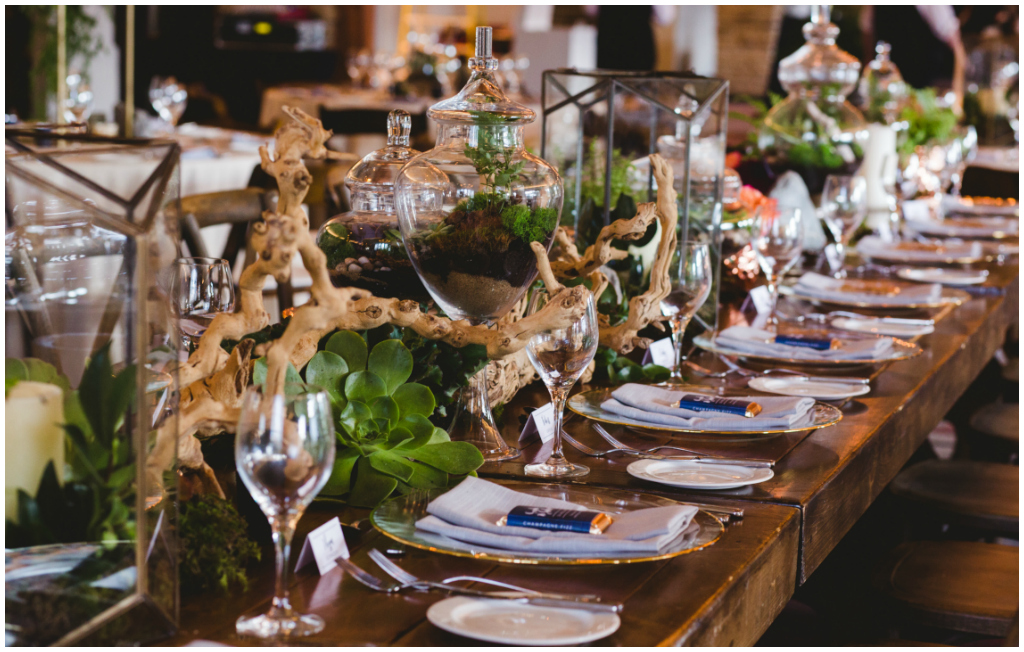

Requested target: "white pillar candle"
[
  {"left": 858, "top": 123, "right": 899, "bottom": 223},
  {"left": 5, "top": 381, "right": 65, "bottom": 521}
]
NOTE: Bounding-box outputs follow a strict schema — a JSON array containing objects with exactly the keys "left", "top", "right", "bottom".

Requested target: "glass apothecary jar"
[
  {"left": 760, "top": 5, "right": 868, "bottom": 194},
  {"left": 395, "top": 27, "right": 562, "bottom": 325},
  {"left": 395, "top": 27, "right": 563, "bottom": 462},
  {"left": 316, "top": 110, "right": 429, "bottom": 302},
  {"left": 857, "top": 42, "right": 909, "bottom": 124},
  {"left": 4, "top": 129, "right": 180, "bottom": 645}
]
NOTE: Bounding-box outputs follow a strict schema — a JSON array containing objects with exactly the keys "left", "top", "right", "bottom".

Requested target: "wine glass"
[
  {"left": 149, "top": 76, "right": 188, "bottom": 127},
  {"left": 63, "top": 73, "right": 94, "bottom": 124},
  {"left": 752, "top": 204, "right": 803, "bottom": 332},
  {"left": 524, "top": 288, "right": 599, "bottom": 478},
  {"left": 659, "top": 241, "right": 712, "bottom": 383},
  {"left": 169, "top": 257, "right": 235, "bottom": 352},
  {"left": 235, "top": 384, "right": 336, "bottom": 638},
  {"left": 820, "top": 174, "right": 866, "bottom": 276}
]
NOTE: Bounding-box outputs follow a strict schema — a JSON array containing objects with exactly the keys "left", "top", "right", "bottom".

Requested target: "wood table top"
[{"left": 172, "top": 258, "right": 1017, "bottom": 645}]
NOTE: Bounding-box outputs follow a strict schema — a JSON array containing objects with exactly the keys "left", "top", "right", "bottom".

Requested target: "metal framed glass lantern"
[
  {"left": 539, "top": 69, "right": 729, "bottom": 332},
  {"left": 5, "top": 130, "right": 181, "bottom": 645}
]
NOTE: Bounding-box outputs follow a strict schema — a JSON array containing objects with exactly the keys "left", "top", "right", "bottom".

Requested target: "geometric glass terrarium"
[
  {"left": 5, "top": 129, "right": 180, "bottom": 645},
  {"left": 540, "top": 69, "right": 729, "bottom": 332}
]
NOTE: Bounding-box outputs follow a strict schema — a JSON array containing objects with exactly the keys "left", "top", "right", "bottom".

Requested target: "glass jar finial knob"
[
  {"left": 469, "top": 26, "right": 498, "bottom": 71},
  {"left": 387, "top": 109, "right": 411, "bottom": 147}
]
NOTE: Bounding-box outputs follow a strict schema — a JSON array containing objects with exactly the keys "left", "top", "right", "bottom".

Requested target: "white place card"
[
  {"left": 641, "top": 337, "right": 676, "bottom": 368},
  {"left": 749, "top": 285, "right": 773, "bottom": 315},
  {"left": 518, "top": 402, "right": 556, "bottom": 445},
  {"left": 295, "top": 517, "right": 349, "bottom": 575}
]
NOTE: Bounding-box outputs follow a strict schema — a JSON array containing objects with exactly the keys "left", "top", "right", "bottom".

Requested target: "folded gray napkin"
[
  {"left": 794, "top": 272, "right": 941, "bottom": 305},
  {"left": 856, "top": 235, "right": 982, "bottom": 262},
  {"left": 600, "top": 383, "right": 815, "bottom": 431},
  {"left": 909, "top": 217, "right": 1018, "bottom": 238},
  {"left": 715, "top": 325, "right": 893, "bottom": 361},
  {"left": 415, "top": 477, "right": 698, "bottom": 555}
]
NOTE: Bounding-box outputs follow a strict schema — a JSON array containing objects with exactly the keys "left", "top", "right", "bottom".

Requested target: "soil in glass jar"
[{"left": 317, "top": 220, "right": 431, "bottom": 303}]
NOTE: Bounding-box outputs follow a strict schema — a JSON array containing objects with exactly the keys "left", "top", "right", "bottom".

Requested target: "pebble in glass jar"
[{"left": 315, "top": 110, "right": 429, "bottom": 302}]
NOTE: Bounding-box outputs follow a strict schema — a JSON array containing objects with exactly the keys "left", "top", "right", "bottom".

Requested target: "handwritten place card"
[
  {"left": 749, "top": 285, "right": 773, "bottom": 315},
  {"left": 518, "top": 402, "right": 556, "bottom": 445},
  {"left": 641, "top": 337, "right": 676, "bottom": 368},
  {"left": 295, "top": 517, "right": 349, "bottom": 575}
]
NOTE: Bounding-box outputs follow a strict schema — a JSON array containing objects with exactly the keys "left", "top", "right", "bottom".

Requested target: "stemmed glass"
[
  {"left": 524, "top": 289, "right": 599, "bottom": 478},
  {"left": 149, "top": 76, "right": 188, "bottom": 127},
  {"left": 235, "top": 384, "right": 336, "bottom": 638},
  {"left": 820, "top": 174, "right": 866, "bottom": 277},
  {"left": 659, "top": 241, "right": 712, "bottom": 383},
  {"left": 753, "top": 204, "right": 803, "bottom": 332},
  {"left": 169, "top": 257, "right": 235, "bottom": 352},
  {"left": 63, "top": 73, "right": 94, "bottom": 124}
]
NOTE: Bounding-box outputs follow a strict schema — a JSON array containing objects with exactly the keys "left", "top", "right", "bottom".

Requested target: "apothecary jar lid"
[{"left": 344, "top": 110, "right": 420, "bottom": 215}]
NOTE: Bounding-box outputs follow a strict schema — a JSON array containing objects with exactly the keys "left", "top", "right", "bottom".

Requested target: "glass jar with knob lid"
[{"left": 315, "top": 110, "right": 429, "bottom": 302}]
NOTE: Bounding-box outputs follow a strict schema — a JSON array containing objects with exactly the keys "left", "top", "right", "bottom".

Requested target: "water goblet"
[
  {"left": 753, "top": 204, "right": 803, "bottom": 332},
  {"left": 169, "top": 257, "right": 235, "bottom": 352},
  {"left": 821, "top": 174, "right": 867, "bottom": 276},
  {"left": 659, "top": 241, "right": 712, "bottom": 384},
  {"left": 235, "top": 384, "right": 336, "bottom": 638},
  {"left": 63, "top": 73, "right": 94, "bottom": 124},
  {"left": 149, "top": 76, "right": 188, "bottom": 127},
  {"left": 524, "top": 289, "right": 599, "bottom": 478}
]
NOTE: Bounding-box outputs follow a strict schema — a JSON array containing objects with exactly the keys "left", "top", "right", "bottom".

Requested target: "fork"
[
  {"left": 567, "top": 429, "right": 772, "bottom": 468},
  {"left": 717, "top": 355, "right": 871, "bottom": 385},
  {"left": 335, "top": 556, "right": 403, "bottom": 593},
  {"left": 591, "top": 422, "right": 755, "bottom": 461},
  {"left": 367, "top": 549, "right": 622, "bottom": 613}
]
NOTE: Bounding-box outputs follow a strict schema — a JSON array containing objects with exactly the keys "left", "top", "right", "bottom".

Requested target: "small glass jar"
[
  {"left": 315, "top": 110, "right": 428, "bottom": 302},
  {"left": 857, "top": 42, "right": 909, "bottom": 124},
  {"left": 395, "top": 27, "right": 562, "bottom": 325},
  {"left": 762, "top": 5, "right": 869, "bottom": 193}
]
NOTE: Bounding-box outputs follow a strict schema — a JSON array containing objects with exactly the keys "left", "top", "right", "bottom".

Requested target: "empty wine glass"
[
  {"left": 63, "top": 73, "right": 94, "bottom": 124},
  {"left": 169, "top": 257, "right": 235, "bottom": 352},
  {"left": 820, "top": 174, "right": 866, "bottom": 276},
  {"left": 753, "top": 204, "right": 803, "bottom": 332},
  {"left": 524, "top": 288, "right": 599, "bottom": 478},
  {"left": 235, "top": 384, "right": 336, "bottom": 638},
  {"left": 149, "top": 76, "right": 188, "bottom": 127},
  {"left": 659, "top": 241, "right": 712, "bottom": 383}
]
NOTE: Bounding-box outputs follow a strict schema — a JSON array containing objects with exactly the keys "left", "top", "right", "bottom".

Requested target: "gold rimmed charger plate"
[
  {"left": 692, "top": 333, "right": 922, "bottom": 367},
  {"left": 370, "top": 480, "right": 724, "bottom": 565},
  {"left": 567, "top": 387, "right": 842, "bottom": 441},
  {"left": 782, "top": 284, "right": 971, "bottom": 310}
]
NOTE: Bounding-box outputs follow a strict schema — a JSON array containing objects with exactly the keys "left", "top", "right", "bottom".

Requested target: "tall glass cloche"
[
  {"left": 316, "top": 110, "right": 428, "bottom": 302},
  {"left": 395, "top": 26, "right": 563, "bottom": 461},
  {"left": 857, "top": 42, "right": 909, "bottom": 124},
  {"left": 763, "top": 5, "right": 868, "bottom": 192}
]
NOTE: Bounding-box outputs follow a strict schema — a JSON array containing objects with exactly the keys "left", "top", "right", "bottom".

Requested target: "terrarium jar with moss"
[
  {"left": 316, "top": 110, "right": 429, "bottom": 302},
  {"left": 759, "top": 5, "right": 869, "bottom": 194},
  {"left": 395, "top": 26, "right": 562, "bottom": 461}
]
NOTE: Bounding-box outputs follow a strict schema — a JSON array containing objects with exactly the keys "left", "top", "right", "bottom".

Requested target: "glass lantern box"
[
  {"left": 5, "top": 130, "right": 181, "bottom": 645},
  {"left": 540, "top": 70, "right": 729, "bottom": 332}
]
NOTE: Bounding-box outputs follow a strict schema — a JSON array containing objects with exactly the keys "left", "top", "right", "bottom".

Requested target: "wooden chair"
[
  {"left": 968, "top": 403, "right": 1019, "bottom": 444},
  {"left": 872, "top": 541, "right": 1018, "bottom": 637},
  {"left": 889, "top": 460, "right": 1018, "bottom": 535}
]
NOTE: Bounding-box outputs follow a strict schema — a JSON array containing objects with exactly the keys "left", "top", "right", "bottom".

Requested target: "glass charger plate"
[
  {"left": 782, "top": 284, "right": 971, "bottom": 309},
  {"left": 370, "top": 481, "right": 724, "bottom": 565},
  {"left": 692, "top": 333, "right": 921, "bottom": 366},
  {"left": 566, "top": 387, "right": 842, "bottom": 440}
]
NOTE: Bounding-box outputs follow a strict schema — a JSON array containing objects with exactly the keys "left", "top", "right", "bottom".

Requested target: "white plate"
[
  {"left": 626, "top": 459, "right": 774, "bottom": 490},
  {"left": 747, "top": 376, "right": 871, "bottom": 400},
  {"left": 830, "top": 316, "right": 935, "bottom": 338},
  {"left": 896, "top": 267, "right": 989, "bottom": 286},
  {"left": 426, "top": 597, "right": 621, "bottom": 646}
]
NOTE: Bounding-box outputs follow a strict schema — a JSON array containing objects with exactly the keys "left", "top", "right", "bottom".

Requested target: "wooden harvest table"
[{"left": 171, "top": 259, "right": 1018, "bottom": 646}]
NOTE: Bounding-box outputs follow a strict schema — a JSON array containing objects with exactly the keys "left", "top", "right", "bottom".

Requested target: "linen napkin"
[
  {"left": 794, "top": 272, "right": 941, "bottom": 306},
  {"left": 414, "top": 477, "right": 698, "bottom": 555},
  {"left": 907, "top": 216, "right": 1018, "bottom": 238},
  {"left": 941, "top": 194, "right": 1020, "bottom": 218},
  {"left": 599, "top": 383, "right": 816, "bottom": 431},
  {"left": 714, "top": 325, "right": 894, "bottom": 361},
  {"left": 856, "top": 236, "right": 982, "bottom": 263}
]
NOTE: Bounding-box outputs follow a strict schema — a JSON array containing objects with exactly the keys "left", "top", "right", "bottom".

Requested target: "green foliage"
[
  {"left": 178, "top": 494, "right": 261, "bottom": 595},
  {"left": 591, "top": 346, "right": 671, "bottom": 385},
  {"left": 6, "top": 343, "right": 138, "bottom": 548},
  {"left": 500, "top": 203, "right": 558, "bottom": 244},
  {"left": 897, "top": 88, "right": 959, "bottom": 159},
  {"left": 579, "top": 139, "right": 637, "bottom": 212},
  {"left": 317, "top": 223, "right": 358, "bottom": 270},
  {"left": 464, "top": 110, "right": 525, "bottom": 193},
  {"left": 305, "top": 332, "right": 484, "bottom": 508}
]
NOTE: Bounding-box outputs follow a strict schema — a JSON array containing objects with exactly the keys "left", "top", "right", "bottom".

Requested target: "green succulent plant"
[{"left": 302, "top": 331, "right": 485, "bottom": 508}]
